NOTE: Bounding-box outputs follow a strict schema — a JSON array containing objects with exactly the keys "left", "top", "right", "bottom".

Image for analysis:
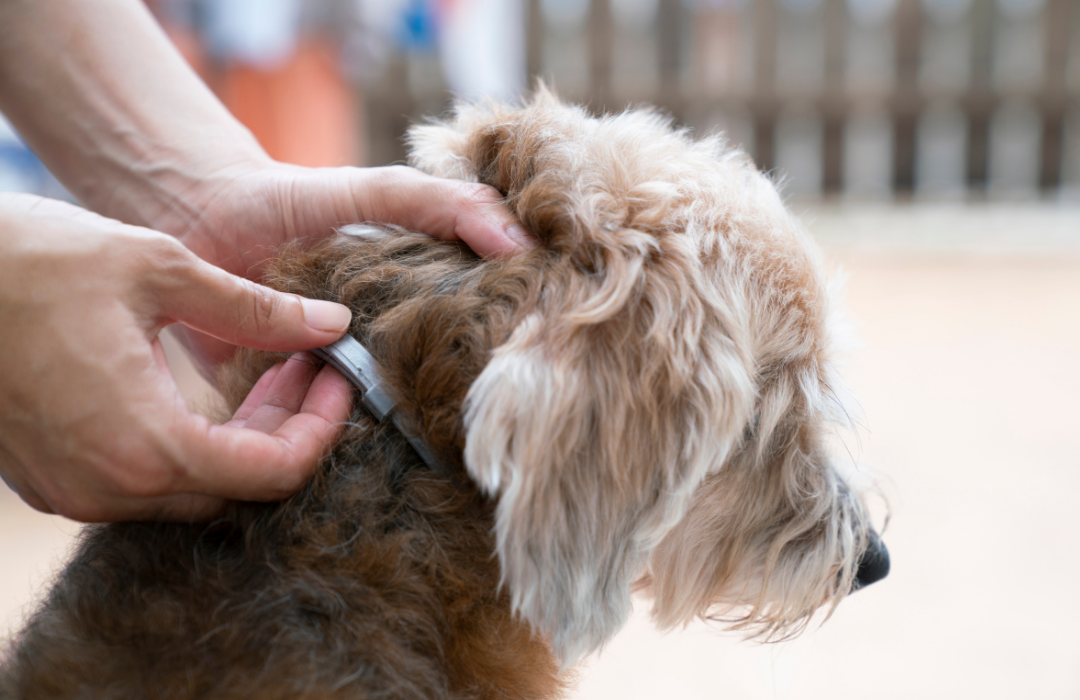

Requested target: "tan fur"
[
  {"left": 411, "top": 86, "right": 875, "bottom": 661},
  {"left": 0, "top": 88, "right": 880, "bottom": 698}
]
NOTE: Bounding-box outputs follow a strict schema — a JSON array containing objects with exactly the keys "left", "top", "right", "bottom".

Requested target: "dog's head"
[
  {"left": 276, "top": 89, "right": 886, "bottom": 665},
  {"left": 404, "top": 88, "right": 888, "bottom": 663}
]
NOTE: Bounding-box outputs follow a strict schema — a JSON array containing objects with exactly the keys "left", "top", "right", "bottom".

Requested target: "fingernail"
[
  {"left": 300, "top": 299, "right": 352, "bottom": 333},
  {"left": 506, "top": 224, "right": 538, "bottom": 249}
]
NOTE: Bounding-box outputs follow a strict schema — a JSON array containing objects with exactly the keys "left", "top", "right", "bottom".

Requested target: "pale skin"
[{"left": 0, "top": 0, "right": 530, "bottom": 522}]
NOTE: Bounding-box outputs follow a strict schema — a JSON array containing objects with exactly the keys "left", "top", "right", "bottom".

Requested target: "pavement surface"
[{"left": 3, "top": 204, "right": 1079, "bottom": 699}]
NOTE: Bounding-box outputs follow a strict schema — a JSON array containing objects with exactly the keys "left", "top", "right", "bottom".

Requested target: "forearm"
[{"left": 0, "top": 0, "right": 268, "bottom": 229}]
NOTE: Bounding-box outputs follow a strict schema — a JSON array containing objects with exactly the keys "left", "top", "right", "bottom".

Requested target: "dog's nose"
[{"left": 852, "top": 530, "right": 890, "bottom": 591}]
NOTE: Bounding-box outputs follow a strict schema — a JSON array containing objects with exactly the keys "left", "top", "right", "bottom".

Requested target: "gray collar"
[{"left": 311, "top": 335, "right": 445, "bottom": 472}]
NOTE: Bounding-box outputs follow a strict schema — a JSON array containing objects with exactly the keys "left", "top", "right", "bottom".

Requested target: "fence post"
[
  {"left": 823, "top": 0, "right": 847, "bottom": 194},
  {"left": 1041, "top": 0, "right": 1074, "bottom": 189},
  {"left": 589, "top": 0, "right": 614, "bottom": 112},
  {"left": 657, "top": 0, "right": 684, "bottom": 119},
  {"left": 365, "top": 57, "right": 414, "bottom": 167},
  {"left": 893, "top": 0, "right": 922, "bottom": 193},
  {"left": 753, "top": 0, "right": 778, "bottom": 172},
  {"left": 526, "top": 0, "right": 544, "bottom": 90},
  {"left": 967, "top": 0, "right": 995, "bottom": 190}
]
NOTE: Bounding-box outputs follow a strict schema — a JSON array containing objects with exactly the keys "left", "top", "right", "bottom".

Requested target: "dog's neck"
[{"left": 311, "top": 335, "right": 447, "bottom": 473}]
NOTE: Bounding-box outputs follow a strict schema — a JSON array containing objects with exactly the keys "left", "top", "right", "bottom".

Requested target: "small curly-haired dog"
[{"left": 1, "top": 88, "right": 887, "bottom": 699}]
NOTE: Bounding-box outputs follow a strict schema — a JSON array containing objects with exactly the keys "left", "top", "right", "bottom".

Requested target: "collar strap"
[{"left": 311, "top": 335, "right": 446, "bottom": 472}]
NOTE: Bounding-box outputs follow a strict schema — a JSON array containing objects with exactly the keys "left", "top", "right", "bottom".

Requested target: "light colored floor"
[{"left": 3, "top": 204, "right": 1079, "bottom": 698}]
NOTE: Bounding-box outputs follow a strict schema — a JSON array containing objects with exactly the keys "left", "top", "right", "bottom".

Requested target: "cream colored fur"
[{"left": 407, "top": 87, "right": 874, "bottom": 665}]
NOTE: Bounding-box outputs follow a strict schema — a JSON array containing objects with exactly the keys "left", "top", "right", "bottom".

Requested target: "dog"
[{"left": 0, "top": 88, "right": 887, "bottom": 699}]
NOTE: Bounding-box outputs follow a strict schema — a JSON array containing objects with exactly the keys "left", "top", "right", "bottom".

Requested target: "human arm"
[
  {"left": 0, "top": 0, "right": 528, "bottom": 370},
  {"left": 0, "top": 0, "right": 527, "bottom": 269}
]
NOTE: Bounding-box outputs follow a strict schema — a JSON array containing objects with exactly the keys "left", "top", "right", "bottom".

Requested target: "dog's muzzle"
[{"left": 853, "top": 530, "right": 890, "bottom": 591}]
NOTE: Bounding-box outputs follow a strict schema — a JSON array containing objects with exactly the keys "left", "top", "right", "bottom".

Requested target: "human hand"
[
  {"left": 148, "top": 161, "right": 533, "bottom": 370},
  {"left": 0, "top": 0, "right": 532, "bottom": 371},
  {"left": 0, "top": 193, "right": 353, "bottom": 522}
]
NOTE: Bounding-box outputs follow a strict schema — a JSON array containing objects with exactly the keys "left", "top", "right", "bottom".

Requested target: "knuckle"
[
  {"left": 148, "top": 237, "right": 195, "bottom": 277},
  {"left": 127, "top": 226, "right": 184, "bottom": 259},
  {"left": 134, "top": 232, "right": 197, "bottom": 289},
  {"left": 246, "top": 283, "right": 287, "bottom": 342},
  {"left": 381, "top": 164, "right": 417, "bottom": 183},
  {"left": 150, "top": 234, "right": 191, "bottom": 266},
  {"left": 269, "top": 441, "right": 317, "bottom": 496},
  {"left": 277, "top": 462, "right": 314, "bottom": 496},
  {"left": 456, "top": 181, "right": 502, "bottom": 208}
]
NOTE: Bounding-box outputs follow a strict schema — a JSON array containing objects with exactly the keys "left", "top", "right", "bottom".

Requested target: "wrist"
[{"left": 123, "top": 142, "right": 272, "bottom": 238}]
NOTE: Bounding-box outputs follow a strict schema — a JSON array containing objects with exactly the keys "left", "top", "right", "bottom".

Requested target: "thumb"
[
  {"left": 354, "top": 166, "right": 534, "bottom": 258},
  {"left": 150, "top": 242, "right": 352, "bottom": 351},
  {"left": 289, "top": 165, "right": 535, "bottom": 258}
]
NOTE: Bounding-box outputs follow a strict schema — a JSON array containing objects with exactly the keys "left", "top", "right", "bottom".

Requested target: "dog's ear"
[
  {"left": 462, "top": 227, "right": 755, "bottom": 664},
  {"left": 407, "top": 100, "right": 513, "bottom": 182}
]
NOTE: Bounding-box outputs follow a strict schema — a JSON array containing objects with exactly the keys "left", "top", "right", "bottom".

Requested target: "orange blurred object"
[
  {"left": 219, "top": 41, "right": 361, "bottom": 168},
  {"left": 149, "top": 0, "right": 362, "bottom": 169}
]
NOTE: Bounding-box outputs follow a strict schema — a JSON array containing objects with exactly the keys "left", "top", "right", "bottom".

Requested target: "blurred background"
[
  {"left": 2, "top": 1, "right": 1079, "bottom": 698},
  {"left": 4, "top": 0, "right": 1078, "bottom": 199}
]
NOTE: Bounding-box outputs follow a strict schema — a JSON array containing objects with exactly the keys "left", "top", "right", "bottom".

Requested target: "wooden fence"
[{"left": 364, "top": 0, "right": 1080, "bottom": 199}]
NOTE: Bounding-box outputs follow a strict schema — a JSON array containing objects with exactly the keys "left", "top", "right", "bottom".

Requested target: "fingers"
[
  {"left": 148, "top": 241, "right": 353, "bottom": 352},
  {"left": 125, "top": 238, "right": 354, "bottom": 510},
  {"left": 227, "top": 361, "right": 285, "bottom": 425},
  {"left": 359, "top": 167, "right": 536, "bottom": 258},
  {"left": 225, "top": 353, "right": 316, "bottom": 434},
  {"left": 281, "top": 165, "right": 536, "bottom": 259},
  {"left": 7, "top": 356, "right": 349, "bottom": 523},
  {"left": 175, "top": 358, "right": 353, "bottom": 501},
  {"left": 0, "top": 196, "right": 356, "bottom": 525}
]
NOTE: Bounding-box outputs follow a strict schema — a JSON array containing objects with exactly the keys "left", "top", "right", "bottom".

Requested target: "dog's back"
[{"left": 0, "top": 234, "right": 563, "bottom": 700}]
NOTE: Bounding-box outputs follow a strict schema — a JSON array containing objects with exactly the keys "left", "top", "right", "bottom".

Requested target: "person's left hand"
[
  {"left": 0, "top": 194, "right": 356, "bottom": 521},
  {"left": 149, "top": 161, "right": 534, "bottom": 372}
]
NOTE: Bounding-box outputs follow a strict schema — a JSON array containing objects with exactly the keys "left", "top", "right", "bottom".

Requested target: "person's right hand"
[
  {"left": 149, "top": 162, "right": 535, "bottom": 375},
  {"left": 0, "top": 193, "right": 354, "bottom": 522}
]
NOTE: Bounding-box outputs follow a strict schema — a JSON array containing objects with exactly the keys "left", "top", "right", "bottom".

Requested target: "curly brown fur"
[
  {"left": 1, "top": 88, "right": 884, "bottom": 698},
  {"left": 0, "top": 236, "right": 563, "bottom": 700}
]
